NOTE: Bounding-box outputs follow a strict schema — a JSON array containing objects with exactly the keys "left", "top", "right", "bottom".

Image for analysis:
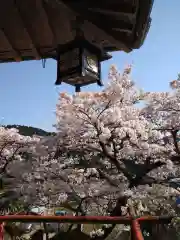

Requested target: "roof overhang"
[{"left": 0, "top": 0, "right": 154, "bottom": 63}]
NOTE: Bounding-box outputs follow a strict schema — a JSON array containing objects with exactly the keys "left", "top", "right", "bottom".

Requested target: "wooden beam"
[
  {"left": 41, "top": 0, "right": 57, "bottom": 45},
  {"left": 112, "top": 28, "right": 132, "bottom": 34},
  {"left": 61, "top": 1, "right": 132, "bottom": 50},
  {"left": 13, "top": 1, "right": 41, "bottom": 60},
  {"left": 58, "top": 1, "right": 130, "bottom": 52},
  {"left": 0, "top": 29, "right": 21, "bottom": 62},
  {"left": 87, "top": 8, "right": 135, "bottom": 21},
  {"left": 64, "top": 0, "right": 137, "bottom": 14},
  {"left": 41, "top": 0, "right": 73, "bottom": 45}
]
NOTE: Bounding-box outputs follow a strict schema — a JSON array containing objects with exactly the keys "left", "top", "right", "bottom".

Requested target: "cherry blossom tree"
[
  {"left": 55, "top": 64, "right": 178, "bottom": 201},
  {"left": 10, "top": 65, "right": 178, "bottom": 239},
  {"left": 3, "top": 66, "right": 180, "bottom": 239},
  {"left": 54, "top": 66, "right": 180, "bottom": 236},
  {"left": 143, "top": 75, "right": 180, "bottom": 186},
  {"left": 0, "top": 127, "right": 40, "bottom": 213}
]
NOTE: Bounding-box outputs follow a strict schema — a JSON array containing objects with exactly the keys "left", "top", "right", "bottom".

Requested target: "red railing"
[{"left": 0, "top": 215, "right": 173, "bottom": 240}]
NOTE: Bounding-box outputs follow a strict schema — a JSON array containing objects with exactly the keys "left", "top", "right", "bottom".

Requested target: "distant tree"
[
  {"left": 0, "top": 127, "right": 40, "bottom": 214},
  {"left": 4, "top": 125, "right": 55, "bottom": 137}
]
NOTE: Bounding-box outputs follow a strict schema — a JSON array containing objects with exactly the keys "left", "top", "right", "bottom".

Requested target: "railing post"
[
  {"left": 0, "top": 223, "right": 4, "bottom": 240},
  {"left": 131, "top": 219, "right": 144, "bottom": 240},
  {"left": 128, "top": 199, "right": 144, "bottom": 240}
]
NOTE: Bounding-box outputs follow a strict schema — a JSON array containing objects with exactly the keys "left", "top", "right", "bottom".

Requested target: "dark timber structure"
[{"left": 0, "top": 0, "right": 154, "bottom": 63}]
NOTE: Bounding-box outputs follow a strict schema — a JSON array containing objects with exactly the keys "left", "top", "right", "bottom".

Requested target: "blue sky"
[{"left": 0, "top": 0, "right": 180, "bottom": 131}]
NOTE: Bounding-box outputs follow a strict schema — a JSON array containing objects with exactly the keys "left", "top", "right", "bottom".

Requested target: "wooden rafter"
[
  {"left": 87, "top": 8, "right": 135, "bottom": 20},
  {"left": 61, "top": 1, "right": 132, "bottom": 49},
  {"left": 0, "top": 29, "right": 21, "bottom": 62},
  {"left": 112, "top": 28, "right": 132, "bottom": 34},
  {"left": 13, "top": 1, "right": 41, "bottom": 60},
  {"left": 41, "top": 0, "right": 57, "bottom": 45},
  {"left": 63, "top": 0, "right": 137, "bottom": 14}
]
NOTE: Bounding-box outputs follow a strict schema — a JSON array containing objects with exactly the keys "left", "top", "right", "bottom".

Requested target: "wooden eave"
[{"left": 0, "top": 0, "right": 154, "bottom": 63}]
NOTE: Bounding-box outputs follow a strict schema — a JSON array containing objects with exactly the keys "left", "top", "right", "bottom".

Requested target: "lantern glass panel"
[
  {"left": 60, "top": 48, "right": 80, "bottom": 72},
  {"left": 83, "top": 50, "right": 99, "bottom": 76},
  {"left": 85, "top": 55, "right": 98, "bottom": 73},
  {"left": 58, "top": 48, "right": 81, "bottom": 85}
]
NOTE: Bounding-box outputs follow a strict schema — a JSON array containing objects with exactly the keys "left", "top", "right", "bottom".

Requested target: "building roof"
[{"left": 0, "top": 0, "right": 154, "bottom": 63}]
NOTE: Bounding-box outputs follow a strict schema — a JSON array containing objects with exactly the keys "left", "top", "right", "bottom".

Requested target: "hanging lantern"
[{"left": 55, "top": 34, "right": 111, "bottom": 91}]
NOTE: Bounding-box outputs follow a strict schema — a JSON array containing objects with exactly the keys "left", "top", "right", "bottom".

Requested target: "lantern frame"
[{"left": 55, "top": 34, "right": 111, "bottom": 90}]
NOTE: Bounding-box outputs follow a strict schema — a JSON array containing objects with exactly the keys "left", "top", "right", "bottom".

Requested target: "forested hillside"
[{"left": 4, "top": 125, "right": 55, "bottom": 137}]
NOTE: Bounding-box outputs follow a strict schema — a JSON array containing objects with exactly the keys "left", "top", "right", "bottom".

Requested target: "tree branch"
[
  {"left": 129, "top": 161, "right": 165, "bottom": 188},
  {"left": 99, "top": 140, "right": 132, "bottom": 181},
  {"left": 97, "top": 169, "right": 119, "bottom": 188},
  {"left": 0, "top": 145, "right": 23, "bottom": 174},
  {"left": 171, "top": 130, "right": 180, "bottom": 154}
]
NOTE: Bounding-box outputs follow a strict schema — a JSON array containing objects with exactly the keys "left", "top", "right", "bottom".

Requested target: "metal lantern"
[{"left": 55, "top": 34, "right": 111, "bottom": 91}]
